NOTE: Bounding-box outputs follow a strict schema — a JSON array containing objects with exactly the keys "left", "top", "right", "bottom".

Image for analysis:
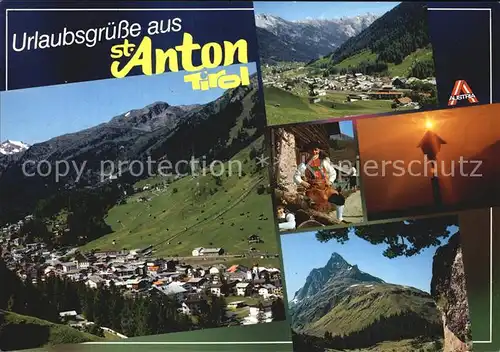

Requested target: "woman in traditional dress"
[{"left": 293, "top": 142, "right": 345, "bottom": 222}]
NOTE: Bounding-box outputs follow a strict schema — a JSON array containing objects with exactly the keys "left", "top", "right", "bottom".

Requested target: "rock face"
[
  {"left": 289, "top": 252, "right": 444, "bottom": 350},
  {"left": 274, "top": 128, "right": 297, "bottom": 195},
  {"left": 431, "top": 232, "right": 472, "bottom": 352}
]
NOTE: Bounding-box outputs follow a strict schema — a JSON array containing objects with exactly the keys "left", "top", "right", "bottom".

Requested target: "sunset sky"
[{"left": 356, "top": 104, "right": 500, "bottom": 219}]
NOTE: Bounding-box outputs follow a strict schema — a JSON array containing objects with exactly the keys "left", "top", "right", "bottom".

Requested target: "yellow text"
[
  {"left": 184, "top": 66, "right": 250, "bottom": 91},
  {"left": 110, "top": 33, "right": 249, "bottom": 81}
]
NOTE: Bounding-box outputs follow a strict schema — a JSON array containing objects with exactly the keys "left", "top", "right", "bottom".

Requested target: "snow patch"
[{"left": 0, "top": 140, "right": 30, "bottom": 155}]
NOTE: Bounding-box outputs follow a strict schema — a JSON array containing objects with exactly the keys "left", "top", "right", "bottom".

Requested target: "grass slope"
[
  {"left": 303, "top": 283, "right": 441, "bottom": 337},
  {"left": 264, "top": 86, "right": 408, "bottom": 125},
  {"left": 80, "top": 137, "right": 280, "bottom": 268},
  {"left": 0, "top": 310, "right": 101, "bottom": 350}
]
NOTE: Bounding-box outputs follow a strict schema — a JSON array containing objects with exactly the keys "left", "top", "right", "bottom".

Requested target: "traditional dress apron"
[{"left": 304, "top": 158, "right": 337, "bottom": 212}]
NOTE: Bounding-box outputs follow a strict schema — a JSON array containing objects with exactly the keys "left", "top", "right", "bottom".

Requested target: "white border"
[
  {"left": 427, "top": 7, "right": 493, "bottom": 344},
  {"left": 4, "top": 7, "right": 254, "bottom": 91}
]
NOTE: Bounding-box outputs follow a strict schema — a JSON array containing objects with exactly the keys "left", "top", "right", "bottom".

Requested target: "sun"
[{"left": 425, "top": 119, "right": 434, "bottom": 130}]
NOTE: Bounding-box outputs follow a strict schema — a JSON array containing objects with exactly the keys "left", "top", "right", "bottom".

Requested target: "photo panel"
[
  {"left": 269, "top": 118, "right": 365, "bottom": 233},
  {"left": 0, "top": 2, "right": 292, "bottom": 350},
  {"left": 280, "top": 214, "right": 472, "bottom": 352},
  {"left": 356, "top": 103, "right": 500, "bottom": 222},
  {"left": 254, "top": 2, "right": 438, "bottom": 126},
  {"left": 427, "top": 3, "right": 500, "bottom": 350}
]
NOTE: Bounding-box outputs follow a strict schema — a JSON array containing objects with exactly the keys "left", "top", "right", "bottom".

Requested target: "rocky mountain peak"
[
  {"left": 145, "top": 101, "right": 170, "bottom": 114},
  {"left": 325, "top": 252, "right": 349, "bottom": 267},
  {"left": 0, "top": 140, "right": 30, "bottom": 155},
  {"left": 292, "top": 252, "right": 384, "bottom": 303}
]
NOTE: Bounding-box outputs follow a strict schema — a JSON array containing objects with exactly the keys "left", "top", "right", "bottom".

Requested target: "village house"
[
  {"left": 187, "top": 277, "right": 206, "bottom": 290},
  {"left": 86, "top": 275, "right": 105, "bottom": 289},
  {"left": 226, "top": 270, "right": 248, "bottom": 283},
  {"left": 202, "top": 248, "right": 224, "bottom": 256},
  {"left": 236, "top": 282, "right": 251, "bottom": 296},
  {"left": 208, "top": 266, "right": 220, "bottom": 275},
  {"left": 227, "top": 264, "right": 249, "bottom": 273},
  {"left": 209, "top": 283, "right": 223, "bottom": 297},
  {"left": 59, "top": 310, "right": 78, "bottom": 322},
  {"left": 156, "top": 271, "right": 181, "bottom": 283},
  {"left": 176, "top": 264, "right": 191, "bottom": 275},
  {"left": 125, "top": 277, "right": 150, "bottom": 291},
  {"left": 180, "top": 294, "right": 205, "bottom": 315},
  {"left": 258, "top": 284, "right": 277, "bottom": 299},
  {"left": 76, "top": 259, "right": 90, "bottom": 270},
  {"left": 394, "top": 96, "right": 413, "bottom": 106},
  {"left": 392, "top": 77, "right": 407, "bottom": 88},
  {"left": 60, "top": 262, "right": 78, "bottom": 273},
  {"left": 154, "top": 282, "right": 188, "bottom": 302},
  {"left": 191, "top": 248, "right": 203, "bottom": 257}
]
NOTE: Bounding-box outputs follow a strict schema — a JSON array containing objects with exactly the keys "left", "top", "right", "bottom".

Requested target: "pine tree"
[
  {"left": 210, "top": 296, "right": 226, "bottom": 326},
  {"left": 83, "top": 289, "right": 96, "bottom": 322},
  {"left": 93, "top": 285, "right": 111, "bottom": 327},
  {"left": 120, "top": 299, "right": 137, "bottom": 337}
]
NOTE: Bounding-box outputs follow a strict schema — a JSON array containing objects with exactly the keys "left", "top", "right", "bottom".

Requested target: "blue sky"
[
  {"left": 254, "top": 2, "right": 400, "bottom": 21},
  {"left": 281, "top": 224, "right": 458, "bottom": 299},
  {"left": 339, "top": 120, "right": 353, "bottom": 137},
  {"left": 0, "top": 63, "right": 256, "bottom": 144}
]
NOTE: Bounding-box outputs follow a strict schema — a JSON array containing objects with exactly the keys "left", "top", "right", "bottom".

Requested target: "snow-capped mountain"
[
  {"left": 255, "top": 13, "right": 378, "bottom": 63},
  {"left": 0, "top": 140, "right": 30, "bottom": 155}
]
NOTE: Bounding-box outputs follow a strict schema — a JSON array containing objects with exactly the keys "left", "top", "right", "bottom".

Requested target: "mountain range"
[
  {"left": 255, "top": 13, "right": 378, "bottom": 63},
  {"left": 309, "top": 2, "right": 431, "bottom": 69},
  {"left": 0, "top": 74, "right": 266, "bottom": 226},
  {"left": 290, "top": 252, "right": 443, "bottom": 349}
]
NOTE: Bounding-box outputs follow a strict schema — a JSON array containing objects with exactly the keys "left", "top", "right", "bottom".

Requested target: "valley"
[
  {"left": 257, "top": 2, "right": 437, "bottom": 125},
  {"left": 0, "top": 73, "right": 286, "bottom": 347}
]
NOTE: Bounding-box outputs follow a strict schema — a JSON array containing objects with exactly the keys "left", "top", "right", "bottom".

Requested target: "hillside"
[
  {"left": 290, "top": 253, "right": 443, "bottom": 350},
  {"left": 0, "top": 310, "right": 101, "bottom": 350},
  {"left": 0, "top": 74, "right": 265, "bottom": 227},
  {"left": 309, "top": 2, "right": 434, "bottom": 78},
  {"left": 263, "top": 86, "right": 400, "bottom": 125},
  {"left": 255, "top": 14, "right": 377, "bottom": 64},
  {"left": 0, "top": 74, "right": 272, "bottom": 251},
  {"left": 80, "top": 135, "right": 280, "bottom": 267}
]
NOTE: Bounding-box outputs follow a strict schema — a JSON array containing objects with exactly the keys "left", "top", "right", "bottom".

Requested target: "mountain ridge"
[
  {"left": 255, "top": 13, "right": 378, "bottom": 63},
  {"left": 0, "top": 74, "right": 265, "bottom": 227},
  {"left": 291, "top": 252, "right": 384, "bottom": 304},
  {"left": 308, "top": 2, "right": 432, "bottom": 74},
  {"left": 289, "top": 251, "right": 442, "bottom": 345}
]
